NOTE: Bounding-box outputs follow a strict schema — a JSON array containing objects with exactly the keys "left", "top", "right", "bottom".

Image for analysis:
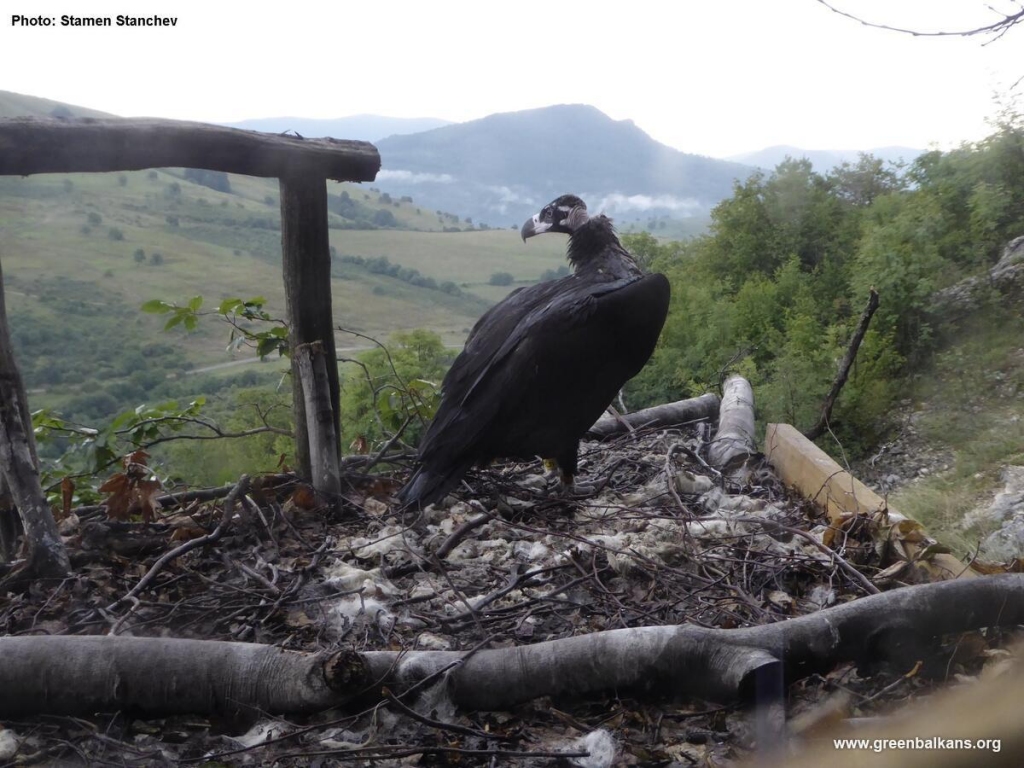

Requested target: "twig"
[
  {"left": 105, "top": 475, "right": 251, "bottom": 618},
  {"left": 434, "top": 502, "right": 497, "bottom": 559}
]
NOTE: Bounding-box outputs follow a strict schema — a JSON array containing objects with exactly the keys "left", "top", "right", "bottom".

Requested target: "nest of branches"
[{"left": 0, "top": 424, "right": 1012, "bottom": 767}]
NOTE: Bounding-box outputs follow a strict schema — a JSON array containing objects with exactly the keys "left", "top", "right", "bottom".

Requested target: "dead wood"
[
  {"left": 804, "top": 288, "right": 880, "bottom": 442},
  {"left": 0, "top": 117, "right": 380, "bottom": 181},
  {"left": 707, "top": 375, "right": 758, "bottom": 481},
  {"left": 0, "top": 636, "right": 342, "bottom": 718},
  {"left": 766, "top": 423, "right": 981, "bottom": 580},
  {"left": 586, "top": 393, "right": 721, "bottom": 439},
  {"left": 106, "top": 476, "right": 250, "bottom": 617},
  {"left": 3, "top": 575, "right": 1022, "bottom": 718}
]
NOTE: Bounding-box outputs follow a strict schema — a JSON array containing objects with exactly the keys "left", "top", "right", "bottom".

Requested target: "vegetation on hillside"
[{"left": 625, "top": 108, "right": 1024, "bottom": 453}]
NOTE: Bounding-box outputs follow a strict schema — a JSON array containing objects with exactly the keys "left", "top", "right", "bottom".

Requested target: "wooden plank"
[
  {"left": 765, "top": 423, "right": 977, "bottom": 579},
  {"left": 0, "top": 117, "right": 380, "bottom": 181},
  {"left": 280, "top": 174, "right": 341, "bottom": 480}
]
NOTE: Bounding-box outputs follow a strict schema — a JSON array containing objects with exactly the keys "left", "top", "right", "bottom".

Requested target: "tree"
[
  {"left": 489, "top": 271, "right": 514, "bottom": 286},
  {"left": 133, "top": 248, "right": 146, "bottom": 264},
  {"left": 0, "top": 259, "right": 70, "bottom": 585}
]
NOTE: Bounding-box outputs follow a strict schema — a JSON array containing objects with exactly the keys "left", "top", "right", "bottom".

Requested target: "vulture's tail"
[{"left": 398, "top": 460, "right": 474, "bottom": 509}]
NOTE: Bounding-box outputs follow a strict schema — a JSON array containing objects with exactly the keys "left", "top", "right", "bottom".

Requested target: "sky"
[{"left": 2, "top": 0, "right": 1021, "bottom": 158}]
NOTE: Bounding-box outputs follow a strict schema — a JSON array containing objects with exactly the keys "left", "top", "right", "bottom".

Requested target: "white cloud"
[
  {"left": 594, "top": 193, "right": 703, "bottom": 215},
  {"left": 376, "top": 169, "right": 455, "bottom": 184}
]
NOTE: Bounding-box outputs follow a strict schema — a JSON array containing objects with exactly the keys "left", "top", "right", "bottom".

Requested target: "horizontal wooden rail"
[{"left": 0, "top": 117, "right": 381, "bottom": 180}]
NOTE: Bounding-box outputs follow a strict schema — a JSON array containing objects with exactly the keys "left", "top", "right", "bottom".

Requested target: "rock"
[{"left": 967, "top": 466, "right": 1024, "bottom": 561}]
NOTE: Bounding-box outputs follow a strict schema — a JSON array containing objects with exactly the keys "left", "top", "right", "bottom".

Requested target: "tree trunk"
[
  {"left": 0, "top": 259, "right": 70, "bottom": 585},
  {"left": 3, "top": 575, "right": 1023, "bottom": 717}
]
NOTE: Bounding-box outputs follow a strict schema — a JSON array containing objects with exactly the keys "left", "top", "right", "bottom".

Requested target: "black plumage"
[{"left": 398, "top": 194, "right": 670, "bottom": 508}]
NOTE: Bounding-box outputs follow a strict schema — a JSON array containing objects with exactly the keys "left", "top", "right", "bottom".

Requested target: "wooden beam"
[
  {"left": 280, "top": 174, "right": 341, "bottom": 480},
  {"left": 0, "top": 117, "right": 380, "bottom": 181},
  {"left": 765, "top": 423, "right": 977, "bottom": 580}
]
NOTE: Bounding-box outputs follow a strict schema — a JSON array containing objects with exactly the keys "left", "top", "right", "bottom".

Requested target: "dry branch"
[
  {"left": 0, "top": 117, "right": 380, "bottom": 180},
  {"left": 804, "top": 288, "right": 879, "bottom": 442},
  {"left": 586, "top": 393, "right": 721, "bottom": 439}
]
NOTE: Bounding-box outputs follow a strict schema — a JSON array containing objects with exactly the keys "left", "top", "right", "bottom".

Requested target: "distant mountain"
[
  {"left": 728, "top": 144, "right": 925, "bottom": 173},
  {"left": 372, "top": 104, "right": 755, "bottom": 227},
  {"left": 220, "top": 115, "right": 452, "bottom": 142},
  {"left": 0, "top": 89, "right": 114, "bottom": 119}
]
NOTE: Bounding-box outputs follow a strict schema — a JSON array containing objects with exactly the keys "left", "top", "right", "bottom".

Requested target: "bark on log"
[
  {"left": 2, "top": 575, "right": 1022, "bottom": 717},
  {"left": 280, "top": 173, "right": 341, "bottom": 481},
  {"left": 586, "top": 393, "right": 721, "bottom": 439},
  {"left": 707, "top": 375, "right": 757, "bottom": 477},
  {"left": 766, "top": 423, "right": 979, "bottom": 579},
  {"left": 0, "top": 117, "right": 380, "bottom": 181},
  {"left": 296, "top": 342, "right": 342, "bottom": 497},
  {"left": 0, "top": 636, "right": 341, "bottom": 717},
  {"left": 0, "top": 259, "right": 70, "bottom": 583}
]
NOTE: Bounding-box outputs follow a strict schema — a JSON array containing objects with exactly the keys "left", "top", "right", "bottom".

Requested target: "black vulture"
[{"left": 398, "top": 194, "right": 670, "bottom": 508}]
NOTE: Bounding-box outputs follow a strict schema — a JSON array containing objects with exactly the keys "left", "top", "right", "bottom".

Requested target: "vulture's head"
[{"left": 521, "top": 194, "right": 589, "bottom": 241}]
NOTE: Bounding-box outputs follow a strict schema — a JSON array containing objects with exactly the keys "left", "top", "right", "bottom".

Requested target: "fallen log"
[
  {"left": 707, "top": 375, "right": 758, "bottom": 482},
  {"left": 586, "top": 393, "right": 720, "bottom": 439},
  {"left": 765, "top": 423, "right": 979, "bottom": 580},
  {"left": 4, "top": 575, "right": 1021, "bottom": 717}
]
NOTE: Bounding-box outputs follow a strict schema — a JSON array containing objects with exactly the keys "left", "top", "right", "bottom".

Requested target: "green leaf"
[
  {"left": 187, "top": 295, "right": 204, "bottom": 312},
  {"left": 141, "top": 299, "right": 174, "bottom": 314},
  {"left": 164, "top": 313, "right": 185, "bottom": 330},
  {"left": 219, "top": 298, "right": 244, "bottom": 315},
  {"left": 183, "top": 314, "right": 198, "bottom": 332}
]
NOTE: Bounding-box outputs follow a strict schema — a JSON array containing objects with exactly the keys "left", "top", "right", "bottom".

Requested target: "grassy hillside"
[
  {"left": 0, "top": 165, "right": 564, "bottom": 425},
  {"left": 0, "top": 90, "right": 114, "bottom": 119}
]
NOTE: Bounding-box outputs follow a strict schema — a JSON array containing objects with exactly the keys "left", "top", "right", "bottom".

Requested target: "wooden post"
[
  {"left": 280, "top": 174, "right": 341, "bottom": 480},
  {"left": 295, "top": 342, "right": 342, "bottom": 497}
]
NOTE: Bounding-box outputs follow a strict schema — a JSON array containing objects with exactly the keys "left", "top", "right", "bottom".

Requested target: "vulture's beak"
[{"left": 521, "top": 214, "right": 550, "bottom": 241}]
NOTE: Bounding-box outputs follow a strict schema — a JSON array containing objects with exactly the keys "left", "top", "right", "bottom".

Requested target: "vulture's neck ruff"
[{"left": 566, "top": 214, "right": 644, "bottom": 280}]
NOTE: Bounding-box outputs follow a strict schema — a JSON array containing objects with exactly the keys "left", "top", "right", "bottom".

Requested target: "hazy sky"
[{"left": 2, "top": 0, "right": 1020, "bottom": 157}]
